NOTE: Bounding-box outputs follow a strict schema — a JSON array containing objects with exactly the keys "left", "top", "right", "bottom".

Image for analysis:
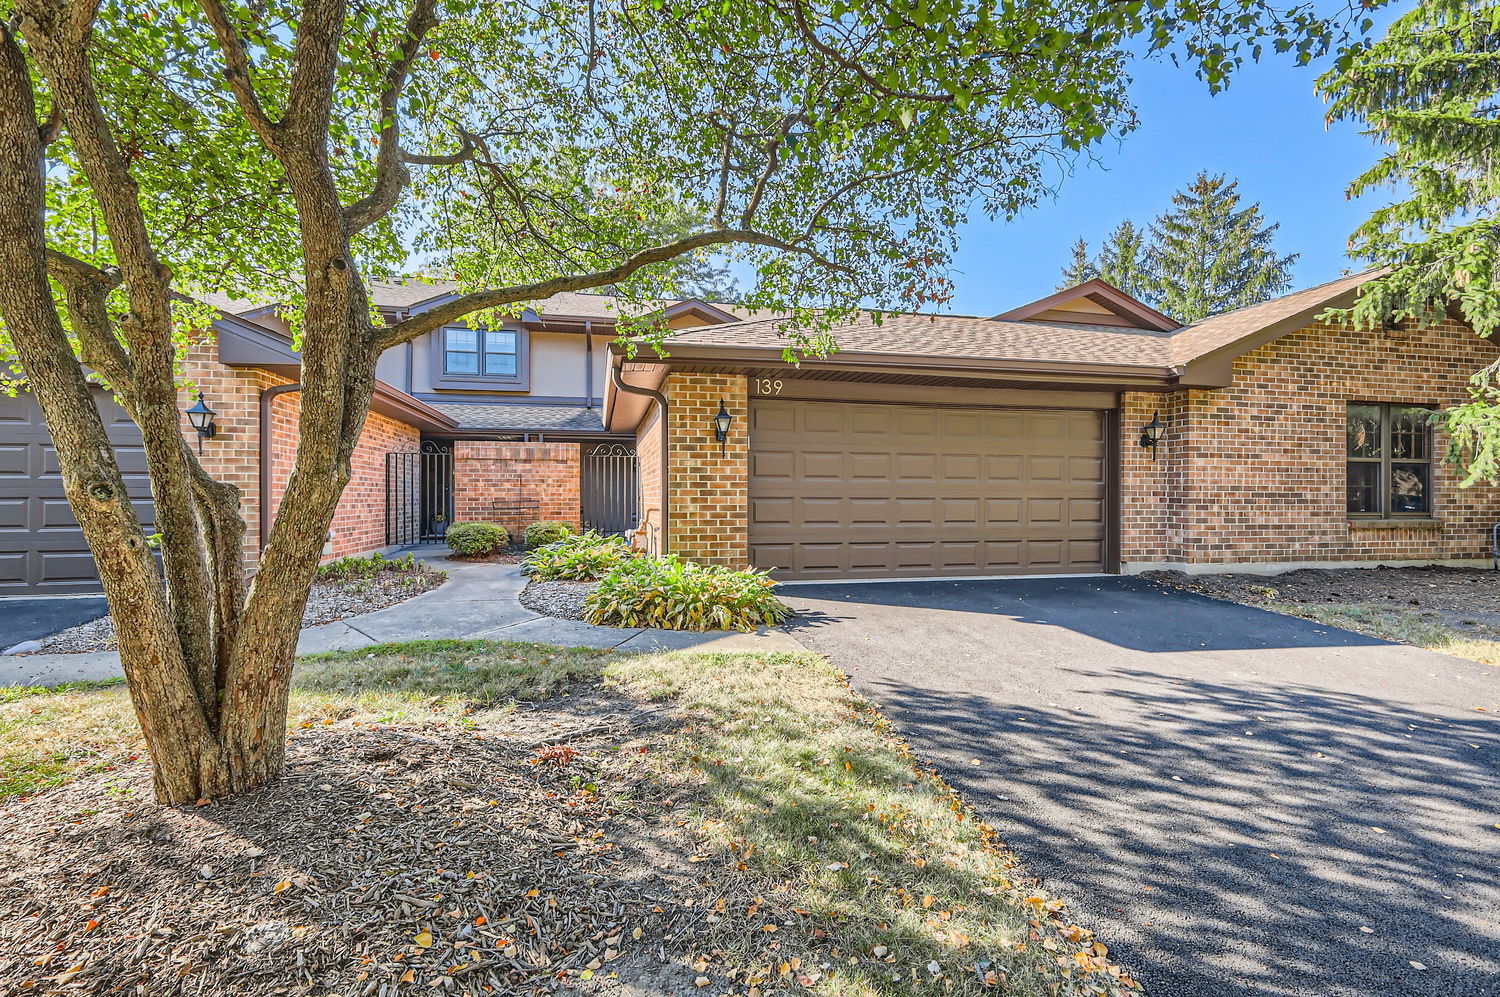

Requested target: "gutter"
[
  {"left": 609, "top": 362, "right": 669, "bottom": 554},
  {"left": 258, "top": 382, "right": 302, "bottom": 552}
]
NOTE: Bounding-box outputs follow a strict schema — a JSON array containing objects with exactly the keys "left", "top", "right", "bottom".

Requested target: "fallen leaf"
[{"left": 414, "top": 931, "right": 433, "bottom": 948}]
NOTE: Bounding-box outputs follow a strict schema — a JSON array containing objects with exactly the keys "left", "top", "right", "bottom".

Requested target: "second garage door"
[
  {"left": 0, "top": 390, "right": 154, "bottom": 594},
  {"left": 748, "top": 399, "right": 1108, "bottom": 579}
]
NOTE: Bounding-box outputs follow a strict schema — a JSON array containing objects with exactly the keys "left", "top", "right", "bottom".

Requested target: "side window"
[{"left": 1346, "top": 403, "right": 1434, "bottom": 517}]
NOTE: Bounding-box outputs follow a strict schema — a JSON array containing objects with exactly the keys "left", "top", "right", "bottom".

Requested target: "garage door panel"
[
  {"left": 0, "top": 390, "right": 153, "bottom": 593},
  {"left": 749, "top": 399, "right": 1109, "bottom": 579},
  {"left": 750, "top": 450, "right": 794, "bottom": 479}
]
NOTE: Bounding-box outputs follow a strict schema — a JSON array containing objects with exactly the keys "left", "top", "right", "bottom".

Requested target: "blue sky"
[{"left": 944, "top": 50, "right": 1382, "bottom": 316}]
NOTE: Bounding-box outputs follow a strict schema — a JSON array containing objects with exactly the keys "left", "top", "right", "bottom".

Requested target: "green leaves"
[{"left": 1317, "top": 0, "right": 1500, "bottom": 481}]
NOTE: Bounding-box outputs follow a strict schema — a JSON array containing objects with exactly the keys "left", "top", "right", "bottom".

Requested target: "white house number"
[{"left": 754, "top": 378, "right": 784, "bottom": 395}]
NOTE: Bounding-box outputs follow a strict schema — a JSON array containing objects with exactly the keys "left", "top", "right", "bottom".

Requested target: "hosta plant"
[
  {"left": 584, "top": 556, "right": 792, "bottom": 632},
  {"left": 522, "top": 531, "right": 631, "bottom": 581}
]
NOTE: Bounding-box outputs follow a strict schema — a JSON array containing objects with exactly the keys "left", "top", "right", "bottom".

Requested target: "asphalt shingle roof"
[
  {"left": 659, "top": 271, "right": 1381, "bottom": 371},
  {"left": 427, "top": 401, "right": 606, "bottom": 433}
]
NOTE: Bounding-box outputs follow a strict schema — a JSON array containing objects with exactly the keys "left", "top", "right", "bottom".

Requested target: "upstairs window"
[
  {"left": 444, "top": 328, "right": 520, "bottom": 378},
  {"left": 1346, "top": 403, "right": 1434, "bottom": 517}
]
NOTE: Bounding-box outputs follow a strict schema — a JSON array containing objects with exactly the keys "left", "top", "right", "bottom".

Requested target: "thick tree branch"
[
  {"left": 46, "top": 249, "right": 135, "bottom": 394},
  {"left": 280, "top": 0, "right": 345, "bottom": 143},
  {"left": 343, "top": 0, "right": 440, "bottom": 234},
  {"left": 197, "top": 0, "right": 281, "bottom": 148},
  {"left": 377, "top": 229, "right": 851, "bottom": 351}
]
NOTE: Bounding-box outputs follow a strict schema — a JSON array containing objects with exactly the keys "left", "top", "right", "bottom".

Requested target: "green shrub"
[
  {"left": 524, "top": 520, "right": 576, "bottom": 547},
  {"left": 445, "top": 521, "right": 509, "bottom": 557},
  {"left": 584, "top": 555, "right": 792, "bottom": 632},
  {"left": 316, "top": 551, "right": 430, "bottom": 582},
  {"left": 522, "top": 530, "right": 630, "bottom": 581}
]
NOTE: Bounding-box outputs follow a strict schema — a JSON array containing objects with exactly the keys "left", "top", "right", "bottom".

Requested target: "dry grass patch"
[
  {"left": 606, "top": 651, "right": 1141, "bottom": 996},
  {"left": 1271, "top": 602, "right": 1500, "bottom": 665},
  {"left": 0, "top": 640, "right": 607, "bottom": 800}
]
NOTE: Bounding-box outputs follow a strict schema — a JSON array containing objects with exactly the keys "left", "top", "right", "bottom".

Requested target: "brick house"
[
  {"left": 605, "top": 272, "right": 1500, "bottom": 580},
  {"left": 6, "top": 271, "right": 1496, "bottom": 593},
  {"left": 0, "top": 281, "right": 743, "bottom": 593}
]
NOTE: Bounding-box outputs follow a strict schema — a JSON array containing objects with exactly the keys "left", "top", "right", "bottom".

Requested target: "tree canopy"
[{"left": 1318, "top": 0, "right": 1500, "bottom": 483}]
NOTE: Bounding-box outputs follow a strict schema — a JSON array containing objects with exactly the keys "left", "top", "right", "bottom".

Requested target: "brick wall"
[
  {"left": 664, "top": 373, "right": 748, "bottom": 566},
  {"left": 451, "top": 442, "right": 581, "bottom": 541},
  {"left": 1121, "top": 317, "right": 1500, "bottom": 569},
  {"left": 262, "top": 390, "right": 421, "bottom": 558},
  {"left": 178, "top": 336, "right": 423, "bottom": 567},
  {"left": 634, "top": 406, "right": 664, "bottom": 554}
]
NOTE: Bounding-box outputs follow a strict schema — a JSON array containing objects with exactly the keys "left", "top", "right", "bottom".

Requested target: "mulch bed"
[
  {"left": 28, "top": 570, "right": 448, "bottom": 655},
  {"left": 518, "top": 581, "right": 599, "bottom": 622},
  {"left": 1145, "top": 565, "right": 1500, "bottom": 632},
  {"left": 0, "top": 689, "right": 743, "bottom": 996}
]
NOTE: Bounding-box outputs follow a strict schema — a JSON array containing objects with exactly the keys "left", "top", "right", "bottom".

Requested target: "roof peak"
[{"left": 992, "top": 278, "right": 1181, "bottom": 332}]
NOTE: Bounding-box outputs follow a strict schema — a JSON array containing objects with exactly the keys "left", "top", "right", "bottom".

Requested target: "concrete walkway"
[{"left": 0, "top": 551, "right": 805, "bottom": 687}]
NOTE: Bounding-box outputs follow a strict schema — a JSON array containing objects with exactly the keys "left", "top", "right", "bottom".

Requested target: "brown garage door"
[
  {"left": 748, "top": 399, "right": 1108, "bottom": 579},
  {"left": 0, "top": 390, "right": 154, "bottom": 594}
]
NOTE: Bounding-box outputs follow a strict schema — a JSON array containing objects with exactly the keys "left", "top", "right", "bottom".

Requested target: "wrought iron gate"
[
  {"left": 581, "top": 443, "right": 639, "bottom": 535},
  {"left": 385, "top": 442, "right": 454, "bottom": 545}
]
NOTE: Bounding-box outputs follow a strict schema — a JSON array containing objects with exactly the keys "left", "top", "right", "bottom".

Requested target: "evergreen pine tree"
[
  {"left": 1145, "top": 172, "right": 1298, "bottom": 322},
  {"left": 1058, "top": 237, "right": 1099, "bottom": 288},
  {"left": 1095, "top": 220, "right": 1152, "bottom": 300}
]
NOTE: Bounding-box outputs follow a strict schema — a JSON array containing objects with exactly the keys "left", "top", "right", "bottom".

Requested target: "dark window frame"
[
  {"left": 1346, "top": 402, "right": 1436, "bottom": 519},
  {"left": 431, "top": 325, "right": 530, "bottom": 391}
]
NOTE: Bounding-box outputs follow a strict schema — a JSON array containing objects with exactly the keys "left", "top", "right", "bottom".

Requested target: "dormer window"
[
  {"left": 445, "top": 328, "right": 517, "bottom": 376},
  {"left": 434, "top": 326, "right": 529, "bottom": 389}
]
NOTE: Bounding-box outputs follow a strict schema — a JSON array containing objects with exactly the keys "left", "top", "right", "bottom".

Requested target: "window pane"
[
  {"left": 1347, "top": 404, "right": 1381, "bottom": 458},
  {"left": 1390, "top": 406, "right": 1431, "bottom": 460},
  {"left": 447, "top": 329, "right": 478, "bottom": 352},
  {"left": 483, "top": 330, "right": 517, "bottom": 376},
  {"left": 1390, "top": 462, "right": 1430, "bottom": 514},
  {"left": 446, "top": 351, "right": 478, "bottom": 374},
  {"left": 1347, "top": 461, "right": 1380, "bottom": 514}
]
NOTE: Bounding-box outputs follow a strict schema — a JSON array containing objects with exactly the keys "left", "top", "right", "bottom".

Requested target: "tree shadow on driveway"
[{"left": 863, "top": 670, "right": 1500, "bottom": 997}]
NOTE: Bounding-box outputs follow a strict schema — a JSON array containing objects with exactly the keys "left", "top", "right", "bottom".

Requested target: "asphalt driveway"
[
  {"left": 0, "top": 595, "right": 106, "bottom": 651},
  {"left": 782, "top": 576, "right": 1499, "bottom": 997}
]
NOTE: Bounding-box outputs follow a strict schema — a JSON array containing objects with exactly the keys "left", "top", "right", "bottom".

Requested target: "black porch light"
[
  {"left": 185, "top": 391, "right": 217, "bottom": 454},
  {"left": 1139, "top": 411, "right": 1165, "bottom": 461},
  {"left": 711, "top": 399, "right": 733, "bottom": 456}
]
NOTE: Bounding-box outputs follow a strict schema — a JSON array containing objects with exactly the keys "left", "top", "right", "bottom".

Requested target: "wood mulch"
[
  {"left": 0, "top": 689, "right": 757, "bottom": 996},
  {"left": 1145, "top": 565, "right": 1500, "bottom": 634}
]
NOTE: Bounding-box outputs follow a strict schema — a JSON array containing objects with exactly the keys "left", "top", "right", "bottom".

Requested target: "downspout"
[
  {"left": 610, "top": 362, "right": 668, "bottom": 554},
  {"left": 584, "top": 320, "right": 593, "bottom": 410},
  {"left": 259, "top": 382, "right": 302, "bottom": 553}
]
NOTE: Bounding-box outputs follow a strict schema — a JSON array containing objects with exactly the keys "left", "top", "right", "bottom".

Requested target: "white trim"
[
  {"left": 775, "top": 572, "right": 1111, "bottom": 586},
  {"left": 1122, "top": 557, "right": 1494, "bottom": 577}
]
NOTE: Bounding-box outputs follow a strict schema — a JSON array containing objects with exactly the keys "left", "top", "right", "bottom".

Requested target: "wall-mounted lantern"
[
  {"left": 1139, "top": 411, "right": 1165, "bottom": 462},
  {"left": 712, "top": 400, "right": 733, "bottom": 457},
  {"left": 185, "top": 391, "right": 217, "bottom": 455}
]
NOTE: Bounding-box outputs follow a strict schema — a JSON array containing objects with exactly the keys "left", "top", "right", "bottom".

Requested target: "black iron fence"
[
  {"left": 385, "top": 442, "right": 454, "bottom": 545},
  {"left": 581, "top": 442, "right": 639, "bottom": 535}
]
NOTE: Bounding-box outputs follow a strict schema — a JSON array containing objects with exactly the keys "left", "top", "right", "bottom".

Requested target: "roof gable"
[{"left": 993, "top": 279, "right": 1180, "bottom": 332}]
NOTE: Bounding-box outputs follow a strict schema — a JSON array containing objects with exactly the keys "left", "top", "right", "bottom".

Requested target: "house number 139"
[{"left": 755, "top": 378, "right": 784, "bottom": 395}]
